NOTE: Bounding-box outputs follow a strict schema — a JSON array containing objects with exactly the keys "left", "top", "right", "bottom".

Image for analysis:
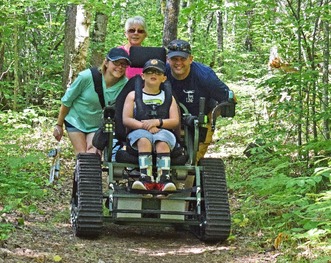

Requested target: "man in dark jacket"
[{"left": 165, "top": 39, "right": 230, "bottom": 161}]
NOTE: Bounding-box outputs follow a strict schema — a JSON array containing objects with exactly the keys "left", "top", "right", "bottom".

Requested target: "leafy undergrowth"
[
  {"left": 0, "top": 109, "right": 74, "bottom": 239},
  {"left": 212, "top": 81, "right": 331, "bottom": 262},
  {"left": 0, "top": 81, "right": 330, "bottom": 262}
]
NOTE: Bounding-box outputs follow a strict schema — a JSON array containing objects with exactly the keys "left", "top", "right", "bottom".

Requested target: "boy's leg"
[
  {"left": 132, "top": 152, "right": 154, "bottom": 190},
  {"left": 156, "top": 151, "right": 176, "bottom": 192}
]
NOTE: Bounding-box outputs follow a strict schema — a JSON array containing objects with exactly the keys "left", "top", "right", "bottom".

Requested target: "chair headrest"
[{"left": 129, "top": 46, "right": 166, "bottom": 68}]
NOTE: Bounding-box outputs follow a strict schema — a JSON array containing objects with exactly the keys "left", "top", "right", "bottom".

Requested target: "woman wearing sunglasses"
[{"left": 119, "top": 16, "right": 148, "bottom": 79}]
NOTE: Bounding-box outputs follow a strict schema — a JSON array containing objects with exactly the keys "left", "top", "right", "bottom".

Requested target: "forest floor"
[
  {"left": 0, "top": 175, "right": 281, "bottom": 263},
  {"left": 0, "top": 82, "right": 284, "bottom": 263}
]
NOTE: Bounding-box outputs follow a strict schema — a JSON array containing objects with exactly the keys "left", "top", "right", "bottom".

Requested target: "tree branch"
[{"left": 0, "top": 61, "right": 14, "bottom": 80}]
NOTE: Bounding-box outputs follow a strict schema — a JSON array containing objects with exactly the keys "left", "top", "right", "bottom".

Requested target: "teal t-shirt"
[{"left": 61, "top": 69, "right": 127, "bottom": 133}]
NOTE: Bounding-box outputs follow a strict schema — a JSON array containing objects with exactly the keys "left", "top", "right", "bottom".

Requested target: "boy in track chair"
[{"left": 122, "top": 59, "right": 180, "bottom": 193}]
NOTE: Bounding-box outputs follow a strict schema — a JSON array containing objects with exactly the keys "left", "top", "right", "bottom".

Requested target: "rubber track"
[
  {"left": 71, "top": 153, "right": 103, "bottom": 237},
  {"left": 199, "top": 158, "right": 231, "bottom": 242}
]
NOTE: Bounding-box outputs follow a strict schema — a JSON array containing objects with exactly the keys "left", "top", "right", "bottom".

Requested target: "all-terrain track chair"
[{"left": 70, "top": 47, "right": 235, "bottom": 242}]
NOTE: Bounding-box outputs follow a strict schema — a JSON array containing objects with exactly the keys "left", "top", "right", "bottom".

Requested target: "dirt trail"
[{"left": 1, "top": 161, "right": 279, "bottom": 263}]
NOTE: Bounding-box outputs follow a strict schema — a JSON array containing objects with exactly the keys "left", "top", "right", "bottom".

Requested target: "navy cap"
[
  {"left": 167, "top": 39, "right": 191, "bottom": 58},
  {"left": 143, "top": 59, "right": 166, "bottom": 73},
  {"left": 107, "top": 48, "right": 131, "bottom": 65}
]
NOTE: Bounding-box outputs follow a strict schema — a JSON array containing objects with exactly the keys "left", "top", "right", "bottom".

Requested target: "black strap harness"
[{"left": 90, "top": 67, "right": 105, "bottom": 109}]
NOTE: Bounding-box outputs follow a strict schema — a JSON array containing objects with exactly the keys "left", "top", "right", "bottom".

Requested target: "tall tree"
[
  {"left": 244, "top": 9, "right": 253, "bottom": 52},
  {"left": 62, "top": 4, "right": 91, "bottom": 89},
  {"left": 186, "top": 0, "right": 195, "bottom": 43},
  {"left": 13, "top": 12, "right": 19, "bottom": 111},
  {"left": 163, "top": 0, "right": 180, "bottom": 46},
  {"left": 216, "top": 7, "right": 224, "bottom": 67},
  {"left": 322, "top": 0, "right": 330, "bottom": 139},
  {"left": 89, "top": 12, "right": 109, "bottom": 67},
  {"left": 0, "top": 34, "right": 4, "bottom": 74}
]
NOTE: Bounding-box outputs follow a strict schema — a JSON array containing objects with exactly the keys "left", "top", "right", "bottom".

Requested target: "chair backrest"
[
  {"left": 115, "top": 47, "right": 167, "bottom": 143},
  {"left": 129, "top": 46, "right": 166, "bottom": 67},
  {"left": 115, "top": 76, "right": 141, "bottom": 142}
]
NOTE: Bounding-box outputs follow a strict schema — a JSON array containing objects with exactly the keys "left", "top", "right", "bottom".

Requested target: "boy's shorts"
[{"left": 127, "top": 129, "right": 176, "bottom": 151}]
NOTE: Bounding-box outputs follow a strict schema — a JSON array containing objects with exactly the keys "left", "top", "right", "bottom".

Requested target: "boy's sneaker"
[
  {"left": 155, "top": 175, "right": 176, "bottom": 192},
  {"left": 132, "top": 175, "right": 155, "bottom": 190}
]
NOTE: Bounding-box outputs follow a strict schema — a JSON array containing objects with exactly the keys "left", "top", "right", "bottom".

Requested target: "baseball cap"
[
  {"left": 107, "top": 48, "right": 131, "bottom": 65},
  {"left": 167, "top": 39, "right": 191, "bottom": 59},
  {"left": 143, "top": 59, "right": 166, "bottom": 73}
]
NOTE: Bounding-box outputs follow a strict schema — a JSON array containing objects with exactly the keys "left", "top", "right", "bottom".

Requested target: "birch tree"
[{"left": 62, "top": 4, "right": 91, "bottom": 89}]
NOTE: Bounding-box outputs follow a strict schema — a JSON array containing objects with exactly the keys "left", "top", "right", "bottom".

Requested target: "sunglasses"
[
  {"left": 127, "top": 28, "right": 146, "bottom": 34},
  {"left": 167, "top": 42, "right": 191, "bottom": 54},
  {"left": 144, "top": 69, "right": 164, "bottom": 75},
  {"left": 111, "top": 60, "right": 129, "bottom": 68}
]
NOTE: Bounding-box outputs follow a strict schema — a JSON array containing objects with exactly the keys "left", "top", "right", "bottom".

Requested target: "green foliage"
[
  {"left": 227, "top": 148, "right": 331, "bottom": 260},
  {"left": 222, "top": 51, "right": 268, "bottom": 81},
  {"left": 0, "top": 110, "right": 50, "bottom": 240},
  {"left": 221, "top": 80, "right": 331, "bottom": 261},
  {"left": 1, "top": 1, "right": 66, "bottom": 110}
]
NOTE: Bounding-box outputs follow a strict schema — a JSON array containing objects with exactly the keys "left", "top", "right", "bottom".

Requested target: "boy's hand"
[
  {"left": 141, "top": 119, "right": 159, "bottom": 130},
  {"left": 148, "top": 127, "right": 160, "bottom": 134}
]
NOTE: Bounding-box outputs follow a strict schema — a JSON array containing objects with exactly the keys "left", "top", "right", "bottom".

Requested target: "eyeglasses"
[
  {"left": 111, "top": 60, "right": 129, "bottom": 68},
  {"left": 167, "top": 42, "right": 191, "bottom": 54},
  {"left": 127, "top": 28, "right": 146, "bottom": 34},
  {"left": 144, "top": 69, "right": 164, "bottom": 75}
]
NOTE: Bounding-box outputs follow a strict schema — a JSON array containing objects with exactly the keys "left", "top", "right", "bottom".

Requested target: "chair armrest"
[{"left": 211, "top": 100, "right": 236, "bottom": 130}]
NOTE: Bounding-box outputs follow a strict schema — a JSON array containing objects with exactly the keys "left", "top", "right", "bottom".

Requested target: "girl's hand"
[{"left": 53, "top": 125, "right": 63, "bottom": 141}]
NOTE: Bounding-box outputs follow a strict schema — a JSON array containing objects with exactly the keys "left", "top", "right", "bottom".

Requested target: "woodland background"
[{"left": 0, "top": 0, "right": 330, "bottom": 262}]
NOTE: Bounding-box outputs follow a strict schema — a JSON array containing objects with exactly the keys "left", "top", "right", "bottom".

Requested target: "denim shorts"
[
  {"left": 127, "top": 129, "right": 176, "bottom": 151},
  {"left": 64, "top": 120, "right": 85, "bottom": 133}
]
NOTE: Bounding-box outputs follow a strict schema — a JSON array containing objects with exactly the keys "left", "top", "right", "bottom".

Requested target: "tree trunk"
[
  {"left": 0, "top": 37, "right": 4, "bottom": 74},
  {"left": 310, "top": 0, "right": 324, "bottom": 142},
  {"left": 163, "top": 0, "right": 180, "bottom": 47},
  {"left": 186, "top": 0, "right": 195, "bottom": 43},
  {"left": 62, "top": 4, "right": 91, "bottom": 89},
  {"left": 297, "top": 0, "right": 303, "bottom": 148},
  {"left": 89, "top": 12, "right": 109, "bottom": 67},
  {"left": 216, "top": 9, "right": 224, "bottom": 67},
  {"left": 244, "top": 10, "right": 253, "bottom": 51},
  {"left": 322, "top": 0, "right": 330, "bottom": 139},
  {"left": 13, "top": 15, "right": 19, "bottom": 111}
]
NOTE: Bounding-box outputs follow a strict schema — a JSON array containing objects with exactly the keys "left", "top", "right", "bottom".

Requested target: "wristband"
[
  {"left": 56, "top": 124, "right": 63, "bottom": 127},
  {"left": 54, "top": 125, "right": 61, "bottom": 135},
  {"left": 158, "top": 118, "right": 163, "bottom": 128}
]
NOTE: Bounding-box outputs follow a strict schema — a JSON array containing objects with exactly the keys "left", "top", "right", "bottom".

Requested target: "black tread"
[
  {"left": 71, "top": 153, "right": 103, "bottom": 237},
  {"left": 193, "top": 158, "right": 231, "bottom": 242}
]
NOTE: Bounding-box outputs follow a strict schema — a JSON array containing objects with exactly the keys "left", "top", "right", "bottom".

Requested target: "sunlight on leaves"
[{"left": 53, "top": 255, "right": 62, "bottom": 262}]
